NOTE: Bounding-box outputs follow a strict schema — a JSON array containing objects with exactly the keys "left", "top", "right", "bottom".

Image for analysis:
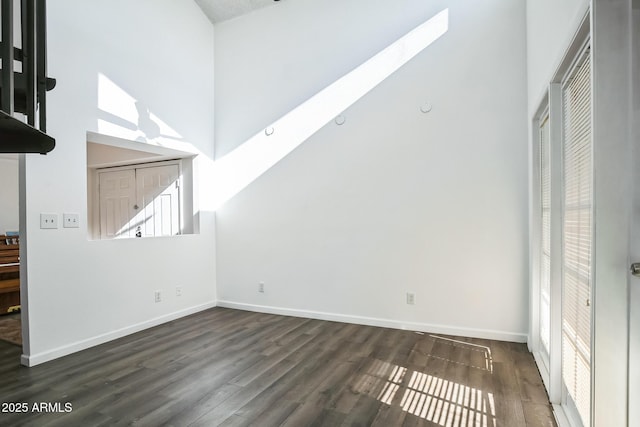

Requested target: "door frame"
[
  {"left": 628, "top": 1, "right": 639, "bottom": 425},
  {"left": 590, "top": 1, "right": 635, "bottom": 426}
]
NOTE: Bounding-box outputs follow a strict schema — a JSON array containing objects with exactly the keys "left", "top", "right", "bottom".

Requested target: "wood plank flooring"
[
  {"left": 0, "top": 312, "right": 21, "bottom": 346},
  {"left": 0, "top": 308, "right": 556, "bottom": 426}
]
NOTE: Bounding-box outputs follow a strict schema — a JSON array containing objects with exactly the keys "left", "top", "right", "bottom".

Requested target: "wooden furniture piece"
[{"left": 0, "top": 235, "right": 20, "bottom": 314}]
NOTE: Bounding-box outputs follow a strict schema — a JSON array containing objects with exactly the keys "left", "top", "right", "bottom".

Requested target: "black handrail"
[
  {"left": 0, "top": 0, "right": 55, "bottom": 154},
  {"left": 1, "top": 0, "right": 14, "bottom": 114}
]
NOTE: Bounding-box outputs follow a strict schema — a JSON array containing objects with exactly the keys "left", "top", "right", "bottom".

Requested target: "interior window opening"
[{"left": 86, "top": 132, "right": 197, "bottom": 240}]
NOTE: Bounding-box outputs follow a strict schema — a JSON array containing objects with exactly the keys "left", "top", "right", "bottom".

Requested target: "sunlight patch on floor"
[{"left": 354, "top": 348, "right": 497, "bottom": 427}]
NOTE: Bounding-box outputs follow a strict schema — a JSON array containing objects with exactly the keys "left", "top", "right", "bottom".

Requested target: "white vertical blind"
[
  {"left": 561, "top": 49, "right": 592, "bottom": 427},
  {"left": 540, "top": 113, "right": 551, "bottom": 356}
]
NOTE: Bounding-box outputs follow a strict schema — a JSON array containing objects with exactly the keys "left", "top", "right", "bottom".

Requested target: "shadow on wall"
[
  {"left": 94, "top": 101, "right": 163, "bottom": 142},
  {"left": 94, "top": 9, "right": 448, "bottom": 216},
  {"left": 97, "top": 73, "right": 185, "bottom": 146},
  {"left": 135, "top": 102, "right": 160, "bottom": 141}
]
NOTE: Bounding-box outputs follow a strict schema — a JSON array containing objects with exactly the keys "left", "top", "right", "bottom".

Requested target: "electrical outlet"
[
  {"left": 40, "top": 213, "right": 58, "bottom": 229},
  {"left": 406, "top": 292, "right": 416, "bottom": 305},
  {"left": 176, "top": 286, "right": 182, "bottom": 297},
  {"left": 63, "top": 213, "right": 80, "bottom": 228},
  {"left": 155, "top": 291, "right": 162, "bottom": 303},
  {"left": 258, "top": 282, "right": 265, "bottom": 293}
]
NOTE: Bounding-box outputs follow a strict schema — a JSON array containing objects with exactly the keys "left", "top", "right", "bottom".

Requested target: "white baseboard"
[
  {"left": 216, "top": 300, "right": 527, "bottom": 343},
  {"left": 21, "top": 300, "right": 528, "bottom": 367},
  {"left": 21, "top": 301, "right": 217, "bottom": 367}
]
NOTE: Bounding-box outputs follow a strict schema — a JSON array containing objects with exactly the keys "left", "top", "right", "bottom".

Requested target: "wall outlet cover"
[
  {"left": 63, "top": 213, "right": 80, "bottom": 228},
  {"left": 40, "top": 213, "right": 58, "bottom": 229},
  {"left": 406, "top": 292, "right": 416, "bottom": 305}
]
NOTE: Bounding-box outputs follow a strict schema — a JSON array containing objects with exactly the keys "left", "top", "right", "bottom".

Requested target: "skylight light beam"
[{"left": 209, "top": 9, "right": 449, "bottom": 211}]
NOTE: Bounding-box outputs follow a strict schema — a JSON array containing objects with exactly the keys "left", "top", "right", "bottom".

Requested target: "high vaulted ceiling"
[{"left": 195, "top": 0, "right": 280, "bottom": 24}]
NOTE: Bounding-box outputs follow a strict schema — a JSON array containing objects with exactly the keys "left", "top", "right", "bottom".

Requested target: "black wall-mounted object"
[{"left": 0, "top": 0, "right": 56, "bottom": 154}]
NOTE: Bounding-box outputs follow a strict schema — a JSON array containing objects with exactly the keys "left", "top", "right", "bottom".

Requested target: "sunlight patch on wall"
[
  {"left": 94, "top": 10, "right": 449, "bottom": 215},
  {"left": 205, "top": 9, "right": 449, "bottom": 212},
  {"left": 97, "top": 73, "right": 184, "bottom": 146}
]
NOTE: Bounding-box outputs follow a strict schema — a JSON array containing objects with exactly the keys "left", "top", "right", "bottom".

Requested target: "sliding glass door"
[{"left": 533, "top": 40, "right": 592, "bottom": 427}]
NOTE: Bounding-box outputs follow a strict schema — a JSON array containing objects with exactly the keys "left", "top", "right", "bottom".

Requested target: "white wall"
[
  {"left": 0, "top": 155, "right": 19, "bottom": 233},
  {"left": 215, "top": 0, "right": 529, "bottom": 340},
  {"left": 526, "top": 0, "right": 590, "bottom": 112},
  {"left": 20, "top": 0, "right": 216, "bottom": 365}
]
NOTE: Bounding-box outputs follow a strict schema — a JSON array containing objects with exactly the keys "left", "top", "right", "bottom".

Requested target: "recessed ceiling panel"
[{"left": 195, "top": 0, "right": 280, "bottom": 24}]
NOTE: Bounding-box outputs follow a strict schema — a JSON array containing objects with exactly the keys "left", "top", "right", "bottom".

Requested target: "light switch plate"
[
  {"left": 40, "top": 213, "right": 58, "bottom": 229},
  {"left": 63, "top": 213, "right": 80, "bottom": 228}
]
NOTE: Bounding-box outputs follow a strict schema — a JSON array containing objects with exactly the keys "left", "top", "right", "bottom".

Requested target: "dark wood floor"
[
  {"left": 0, "top": 308, "right": 555, "bottom": 426},
  {"left": 0, "top": 312, "right": 21, "bottom": 346}
]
